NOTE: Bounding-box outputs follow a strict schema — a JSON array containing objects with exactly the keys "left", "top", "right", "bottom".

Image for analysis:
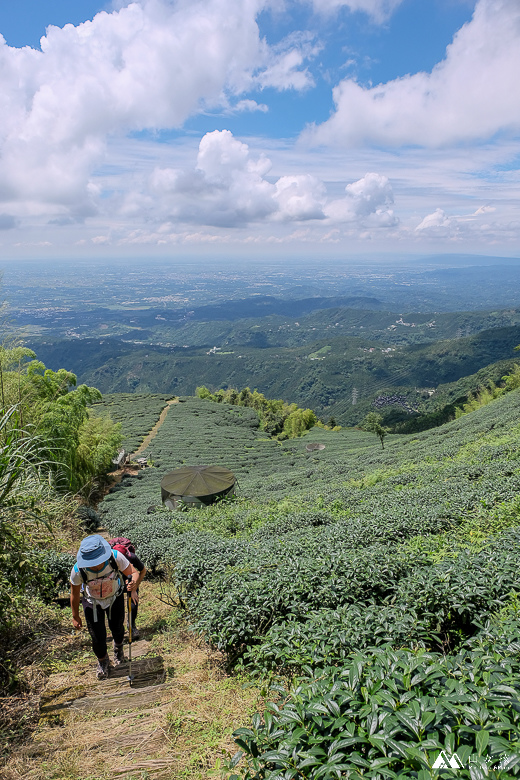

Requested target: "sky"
[{"left": 0, "top": 0, "right": 519, "bottom": 261}]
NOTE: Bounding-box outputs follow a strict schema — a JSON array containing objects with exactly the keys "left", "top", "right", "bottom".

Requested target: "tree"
[
  {"left": 361, "top": 412, "right": 389, "bottom": 449},
  {"left": 75, "top": 412, "right": 123, "bottom": 496},
  {"left": 1, "top": 354, "right": 122, "bottom": 493},
  {"left": 195, "top": 385, "right": 212, "bottom": 399},
  {"left": 283, "top": 408, "right": 318, "bottom": 438},
  {"left": 502, "top": 364, "right": 520, "bottom": 392}
]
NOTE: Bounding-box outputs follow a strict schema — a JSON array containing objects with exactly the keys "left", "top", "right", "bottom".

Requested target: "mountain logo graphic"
[{"left": 432, "top": 751, "right": 465, "bottom": 770}]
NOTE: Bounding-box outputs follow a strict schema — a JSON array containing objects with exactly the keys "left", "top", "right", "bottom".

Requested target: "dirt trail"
[
  {"left": 4, "top": 583, "right": 260, "bottom": 780},
  {"left": 132, "top": 399, "right": 178, "bottom": 458}
]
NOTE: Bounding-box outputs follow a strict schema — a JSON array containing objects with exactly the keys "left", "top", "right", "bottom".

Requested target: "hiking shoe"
[
  {"left": 113, "top": 642, "right": 125, "bottom": 666},
  {"left": 96, "top": 656, "right": 110, "bottom": 680},
  {"left": 131, "top": 625, "right": 140, "bottom": 640}
]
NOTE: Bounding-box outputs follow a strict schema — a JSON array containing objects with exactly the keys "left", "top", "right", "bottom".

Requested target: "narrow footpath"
[
  {"left": 2, "top": 398, "right": 261, "bottom": 780},
  {"left": 3, "top": 582, "right": 259, "bottom": 780},
  {"left": 132, "top": 399, "right": 179, "bottom": 458}
]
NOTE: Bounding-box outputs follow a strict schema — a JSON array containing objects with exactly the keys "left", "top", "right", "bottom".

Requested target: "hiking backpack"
[{"left": 108, "top": 537, "right": 135, "bottom": 558}]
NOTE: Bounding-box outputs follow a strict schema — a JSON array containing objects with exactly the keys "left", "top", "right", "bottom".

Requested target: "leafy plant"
[
  {"left": 0, "top": 407, "right": 65, "bottom": 641},
  {"left": 229, "top": 644, "right": 520, "bottom": 779},
  {"left": 360, "top": 412, "right": 389, "bottom": 449}
]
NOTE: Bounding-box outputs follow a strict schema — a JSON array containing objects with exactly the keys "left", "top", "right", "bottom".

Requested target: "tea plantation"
[
  {"left": 92, "top": 392, "right": 172, "bottom": 453},
  {"left": 99, "top": 391, "right": 520, "bottom": 778}
]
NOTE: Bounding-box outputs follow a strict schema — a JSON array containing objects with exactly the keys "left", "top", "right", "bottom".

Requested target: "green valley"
[{"left": 30, "top": 319, "right": 520, "bottom": 427}]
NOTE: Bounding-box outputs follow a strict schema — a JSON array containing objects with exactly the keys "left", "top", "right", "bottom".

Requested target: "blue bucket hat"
[{"left": 77, "top": 534, "right": 112, "bottom": 568}]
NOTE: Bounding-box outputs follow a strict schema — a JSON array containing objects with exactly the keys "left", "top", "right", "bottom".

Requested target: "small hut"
[{"left": 160, "top": 465, "right": 236, "bottom": 510}]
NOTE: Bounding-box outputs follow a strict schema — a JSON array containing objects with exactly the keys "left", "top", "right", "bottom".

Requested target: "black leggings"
[{"left": 83, "top": 593, "right": 125, "bottom": 660}]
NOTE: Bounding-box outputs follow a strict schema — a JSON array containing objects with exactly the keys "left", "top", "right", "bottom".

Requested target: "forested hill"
[{"left": 30, "top": 319, "right": 520, "bottom": 426}]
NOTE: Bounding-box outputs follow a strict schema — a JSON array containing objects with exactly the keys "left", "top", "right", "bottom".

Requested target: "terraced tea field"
[{"left": 97, "top": 390, "right": 520, "bottom": 777}]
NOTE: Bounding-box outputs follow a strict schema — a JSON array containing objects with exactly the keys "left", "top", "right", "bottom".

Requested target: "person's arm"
[
  {"left": 132, "top": 557, "right": 147, "bottom": 588},
  {"left": 122, "top": 563, "right": 141, "bottom": 591},
  {"left": 70, "top": 583, "right": 82, "bottom": 629},
  {"left": 135, "top": 565, "right": 147, "bottom": 587}
]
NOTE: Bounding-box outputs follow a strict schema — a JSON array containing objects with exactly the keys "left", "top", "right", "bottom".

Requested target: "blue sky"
[{"left": 0, "top": 0, "right": 518, "bottom": 260}]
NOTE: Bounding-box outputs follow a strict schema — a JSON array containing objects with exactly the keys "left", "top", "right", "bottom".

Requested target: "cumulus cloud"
[
  {"left": 324, "top": 172, "right": 397, "bottom": 225},
  {"left": 148, "top": 130, "right": 324, "bottom": 225},
  {"left": 143, "top": 130, "right": 395, "bottom": 227},
  {"left": 0, "top": 0, "right": 314, "bottom": 217},
  {"left": 152, "top": 131, "right": 269, "bottom": 225},
  {"left": 415, "top": 209, "right": 453, "bottom": 231},
  {"left": 306, "top": 0, "right": 520, "bottom": 148},
  {"left": 273, "top": 175, "right": 326, "bottom": 220}
]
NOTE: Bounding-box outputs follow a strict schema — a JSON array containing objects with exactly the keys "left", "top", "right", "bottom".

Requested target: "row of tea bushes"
[
  {"left": 92, "top": 392, "right": 172, "bottom": 454},
  {"left": 96, "top": 389, "right": 520, "bottom": 777},
  {"left": 231, "top": 637, "right": 520, "bottom": 779}
]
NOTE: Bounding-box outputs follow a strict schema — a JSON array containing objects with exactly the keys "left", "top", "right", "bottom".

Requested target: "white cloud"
[
  {"left": 144, "top": 130, "right": 395, "bottom": 227},
  {"left": 324, "top": 172, "right": 397, "bottom": 225},
  {"left": 254, "top": 31, "right": 318, "bottom": 91},
  {"left": 306, "top": 0, "right": 520, "bottom": 148},
  {"left": 231, "top": 99, "right": 269, "bottom": 113},
  {"left": 474, "top": 204, "right": 496, "bottom": 215},
  {"left": 0, "top": 0, "right": 314, "bottom": 217},
  {"left": 412, "top": 204, "right": 520, "bottom": 245},
  {"left": 415, "top": 208, "right": 453, "bottom": 231},
  {"left": 274, "top": 175, "right": 326, "bottom": 220}
]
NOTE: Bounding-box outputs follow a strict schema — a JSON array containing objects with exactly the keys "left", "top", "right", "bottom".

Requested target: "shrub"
[{"left": 230, "top": 643, "right": 520, "bottom": 779}]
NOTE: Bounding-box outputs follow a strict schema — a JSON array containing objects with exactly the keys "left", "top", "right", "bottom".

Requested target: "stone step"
[
  {"left": 40, "top": 653, "right": 166, "bottom": 720},
  {"left": 71, "top": 681, "right": 169, "bottom": 712}
]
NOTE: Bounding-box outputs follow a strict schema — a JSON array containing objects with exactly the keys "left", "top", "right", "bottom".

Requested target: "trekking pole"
[{"left": 127, "top": 590, "right": 134, "bottom": 686}]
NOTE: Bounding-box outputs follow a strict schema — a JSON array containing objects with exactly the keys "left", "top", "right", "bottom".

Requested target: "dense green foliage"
[
  {"left": 0, "top": 343, "right": 121, "bottom": 687},
  {"left": 196, "top": 385, "right": 317, "bottom": 439},
  {"left": 232, "top": 640, "right": 520, "bottom": 778},
  {"left": 97, "top": 386, "right": 520, "bottom": 776},
  {"left": 0, "top": 406, "right": 73, "bottom": 645},
  {"left": 0, "top": 346, "right": 122, "bottom": 493}
]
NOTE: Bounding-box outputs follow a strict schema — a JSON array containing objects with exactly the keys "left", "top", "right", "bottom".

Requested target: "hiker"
[
  {"left": 70, "top": 534, "right": 140, "bottom": 680},
  {"left": 109, "top": 537, "right": 147, "bottom": 640}
]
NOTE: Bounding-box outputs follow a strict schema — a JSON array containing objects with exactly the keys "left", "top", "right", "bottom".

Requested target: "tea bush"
[
  {"left": 96, "top": 389, "right": 520, "bottom": 778},
  {"left": 231, "top": 642, "right": 520, "bottom": 779}
]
